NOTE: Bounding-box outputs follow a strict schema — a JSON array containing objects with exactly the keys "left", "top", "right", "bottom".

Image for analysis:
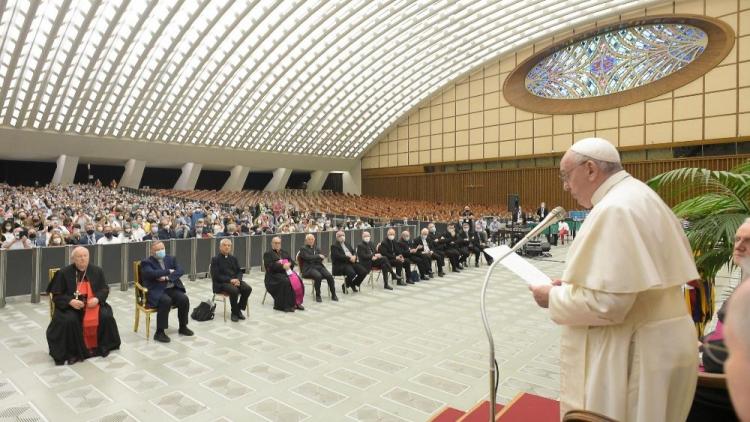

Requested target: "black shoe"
[
  {"left": 283, "top": 307, "right": 295, "bottom": 312},
  {"left": 397, "top": 280, "right": 407, "bottom": 286},
  {"left": 420, "top": 275, "right": 429, "bottom": 280},
  {"left": 54, "top": 359, "right": 65, "bottom": 366},
  {"left": 352, "top": 285, "right": 359, "bottom": 292},
  {"left": 154, "top": 331, "right": 171, "bottom": 343},
  {"left": 406, "top": 280, "right": 415, "bottom": 285},
  {"left": 178, "top": 326, "right": 194, "bottom": 336},
  {"left": 438, "top": 272, "right": 445, "bottom": 277},
  {"left": 237, "top": 313, "right": 246, "bottom": 320},
  {"left": 384, "top": 284, "right": 393, "bottom": 290},
  {"left": 231, "top": 314, "right": 239, "bottom": 322},
  {"left": 331, "top": 294, "right": 339, "bottom": 301},
  {"left": 475, "top": 262, "right": 479, "bottom": 267},
  {"left": 296, "top": 304, "right": 305, "bottom": 311},
  {"left": 342, "top": 283, "right": 348, "bottom": 294},
  {"left": 315, "top": 295, "right": 322, "bottom": 302},
  {"left": 67, "top": 356, "right": 81, "bottom": 365}
]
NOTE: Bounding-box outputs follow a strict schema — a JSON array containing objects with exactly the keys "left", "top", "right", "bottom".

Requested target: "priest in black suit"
[
  {"left": 357, "top": 231, "right": 393, "bottom": 290},
  {"left": 298, "top": 233, "right": 338, "bottom": 302},
  {"left": 378, "top": 228, "right": 409, "bottom": 285},
  {"left": 46, "top": 246, "right": 121, "bottom": 365},
  {"left": 210, "top": 238, "right": 252, "bottom": 322},
  {"left": 263, "top": 236, "right": 303, "bottom": 312},
  {"left": 331, "top": 231, "right": 369, "bottom": 293}
]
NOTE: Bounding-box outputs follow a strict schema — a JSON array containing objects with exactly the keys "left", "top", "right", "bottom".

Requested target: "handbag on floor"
[{"left": 191, "top": 300, "right": 216, "bottom": 321}]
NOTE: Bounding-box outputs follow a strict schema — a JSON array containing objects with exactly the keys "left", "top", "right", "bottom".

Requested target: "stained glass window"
[{"left": 525, "top": 24, "right": 708, "bottom": 99}]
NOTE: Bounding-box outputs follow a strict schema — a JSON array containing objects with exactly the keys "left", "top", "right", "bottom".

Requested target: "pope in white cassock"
[{"left": 529, "top": 138, "right": 700, "bottom": 422}]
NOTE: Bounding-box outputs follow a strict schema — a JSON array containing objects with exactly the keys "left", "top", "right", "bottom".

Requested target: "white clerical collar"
[{"left": 591, "top": 170, "right": 630, "bottom": 206}]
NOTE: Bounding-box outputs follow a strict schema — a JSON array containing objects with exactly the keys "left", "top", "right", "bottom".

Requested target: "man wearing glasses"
[{"left": 529, "top": 138, "right": 700, "bottom": 422}]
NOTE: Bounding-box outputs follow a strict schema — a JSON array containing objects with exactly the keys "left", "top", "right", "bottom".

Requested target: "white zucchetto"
[{"left": 569, "top": 137, "right": 621, "bottom": 163}]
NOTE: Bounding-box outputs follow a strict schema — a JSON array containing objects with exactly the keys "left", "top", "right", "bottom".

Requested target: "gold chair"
[
  {"left": 134, "top": 260, "right": 174, "bottom": 339},
  {"left": 563, "top": 410, "right": 619, "bottom": 422},
  {"left": 48, "top": 268, "right": 59, "bottom": 318}
]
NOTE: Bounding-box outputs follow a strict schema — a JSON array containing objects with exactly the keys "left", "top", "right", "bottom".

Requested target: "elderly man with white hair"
[
  {"left": 724, "top": 221, "right": 750, "bottom": 421},
  {"left": 46, "top": 246, "right": 121, "bottom": 365},
  {"left": 529, "top": 138, "right": 700, "bottom": 422},
  {"left": 210, "top": 238, "right": 252, "bottom": 322}
]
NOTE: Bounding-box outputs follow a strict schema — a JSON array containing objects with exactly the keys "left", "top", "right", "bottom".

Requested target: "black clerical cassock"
[{"left": 46, "top": 264, "right": 121, "bottom": 365}]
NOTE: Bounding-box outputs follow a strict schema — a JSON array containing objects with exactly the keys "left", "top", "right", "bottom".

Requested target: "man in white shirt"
[{"left": 96, "top": 226, "right": 121, "bottom": 245}]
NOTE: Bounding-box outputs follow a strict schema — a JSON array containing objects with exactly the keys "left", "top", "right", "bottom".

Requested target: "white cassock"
[{"left": 549, "top": 170, "right": 699, "bottom": 422}]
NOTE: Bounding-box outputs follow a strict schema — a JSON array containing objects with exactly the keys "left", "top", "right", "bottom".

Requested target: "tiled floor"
[{"left": 0, "top": 245, "right": 739, "bottom": 422}]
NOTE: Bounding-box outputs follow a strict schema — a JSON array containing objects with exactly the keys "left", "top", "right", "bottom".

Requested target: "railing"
[{"left": 0, "top": 225, "right": 419, "bottom": 307}]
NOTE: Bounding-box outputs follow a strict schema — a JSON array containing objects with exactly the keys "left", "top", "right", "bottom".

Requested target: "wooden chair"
[
  {"left": 697, "top": 371, "right": 727, "bottom": 389},
  {"left": 563, "top": 410, "right": 619, "bottom": 422},
  {"left": 48, "top": 268, "right": 59, "bottom": 318}
]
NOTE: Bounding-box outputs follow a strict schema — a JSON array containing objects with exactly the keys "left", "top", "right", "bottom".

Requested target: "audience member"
[{"left": 331, "top": 230, "right": 368, "bottom": 293}]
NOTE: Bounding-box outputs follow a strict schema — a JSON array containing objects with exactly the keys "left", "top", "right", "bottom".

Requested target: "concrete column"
[
  {"left": 264, "top": 168, "right": 292, "bottom": 192},
  {"left": 221, "top": 165, "right": 250, "bottom": 192},
  {"left": 119, "top": 159, "right": 146, "bottom": 189},
  {"left": 306, "top": 170, "right": 329, "bottom": 192},
  {"left": 51, "top": 154, "right": 79, "bottom": 185},
  {"left": 173, "top": 162, "right": 202, "bottom": 190},
  {"left": 342, "top": 161, "right": 361, "bottom": 195}
]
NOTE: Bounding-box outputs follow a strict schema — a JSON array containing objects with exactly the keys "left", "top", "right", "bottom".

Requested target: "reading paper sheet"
[{"left": 484, "top": 245, "right": 552, "bottom": 286}]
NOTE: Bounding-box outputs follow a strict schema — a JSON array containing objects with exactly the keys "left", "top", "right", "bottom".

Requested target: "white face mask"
[
  {"left": 362, "top": 237, "right": 370, "bottom": 242},
  {"left": 387, "top": 235, "right": 395, "bottom": 240},
  {"left": 403, "top": 237, "right": 410, "bottom": 241}
]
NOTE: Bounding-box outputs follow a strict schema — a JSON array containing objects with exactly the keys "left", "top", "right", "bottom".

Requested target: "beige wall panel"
[
  {"left": 443, "top": 102, "right": 455, "bottom": 117},
  {"left": 469, "top": 144, "right": 484, "bottom": 160},
  {"left": 409, "top": 151, "right": 419, "bottom": 165},
  {"left": 619, "top": 126, "right": 645, "bottom": 146},
  {"left": 456, "top": 114, "right": 469, "bottom": 131},
  {"left": 674, "top": 119, "right": 703, "bottom": 142},
  {"left": 674, "top": 95, "right": 703, "bottom": 120},
  {"left": 430, "top": 134, "right": 443, "bottom": 149},
  {"left": 469, "top": 128, "right": 484, "bottom": 144},
  {"left": 534, "top": 136, "right": 553, "bottom": 154},
  {"left": 469, "top": 111, "right": 483, "bottom": 129},
  {"left": 419, "top": 121, "right": 430, "bottom": 136},
  {"left": 739, "top": 62, "right": 750, "bottom": 87},
  {"left": 705, "top": 90, "right": 737, "bottom": 116},
  {"left": 645, "top": 99, "right": 673, "bottom": 124},
  {"left": 674, "top": 77, "right": 704, "bottom": 97},
  {"left": 706, "top": 0, "right": 736, "bottom": 17},
  {"left": 409, "top": 124, "right": 419, "bottom": 138},
  {"left": 484, "top": 125, "right": 499, "bottom": 143},
  {"left": 484, "top": 93, "right": 499, "bottom": 110},
  {"left": 485, "top": 61, "right": 500, "bottom": 76},
  {"left": 516, "top": 120, "right": 533, "bottom": 138},
  {"left": 516, "top": 109, "right": 533, "bottom": 121},
  {"left": 431, "top": 104, "right": 443, "bottom": 120},
  {"left": 443, "top": 117, "right": 455, "bottom": 132},
  {"left": 646, "top": 122, "right": 673, "bottom": 144},
  {"left": 534, "top": 117, "right": 552, "bottom": 136},
  {"left": 484, "top": 109, "right": 499, "bottom": 126},
  {"left": 470, "top": 79, "right": 484, "bottom": 97},
  {"left": 484, "top": 75, "right": 500, "bottom": 92},
  {"left": 409, "top": 138, "right": 419, "bottom": 151},
  {"left": 455, "top": 146, "right": 468, "bottom": 161},
  {"left": 443, "top": 147, "right": 455, "bottom": 162},
  {"left": 705, "top": 65, "right": 737, "bottom": 92},
  {"left": 456, "top": 83, "right": 469, "bottom": 100},
  {"left": 516, "top": 138, "right": 533, "bottom": 155},
  {"left": 500, "top": 107, "right": 515, "bottom": 124},
  {"left": 553, "top": 134, "right": 573, "bottom": 152},
  {"left": 431, "top": 148, "right": 443, "bottom": 163},
  {"left": 456, "top": 99, "right": 469, "bottom": 115},
  {"left": 443, "top": 132, "right": 455, "bottom": 147},
  {"left": 740, "top": 87, "right": 750, "bottom": 112},
  {"left": 739, "top": 36, "right": 750, "bottom": 61},
  {"left": 596, "top": 109, "right": 618, "bottom": 129},
  {"left": 620, "top": 102, "right": 645, "bottom": 126},
  {"left": 674, "top": 0, "right": 703, "bottom": 14},
  {"left": 499, "top": 141, "right": 515, "bottom": 157},
  {"left": 455, "top": 130, "right": 469, "bottom": 146},
  {"left": 739, "top": 113, "right": 750, "bottom": 136},
  {"left": 573, "top": 113, "right": 595, "bottom": 132},
  {"left": 430, "top": 120, "right": 442, "bottom": 135},
  {"left": 485, "top": 142, "right": 499, "bottom": 158},
  {"left": 398, "top": 139, "right": 408, "bottom": 153},
  {"left": 419, "top": 136, "right": 431, "bottom": 150},
  {"left": 499, "top": 123, "right": 516, "bottom": 141},
  {"left": 596, "top": 128, "right": 619, "bottom": 145},
  {"left": 553, "top": 115, "right": 573, "bottom": 134},
  {"left": 469, "top": 96, "right": 483, "bottom": 113},
  {"left": 705, "top": 115, "right": 737, "bottom": 138}
]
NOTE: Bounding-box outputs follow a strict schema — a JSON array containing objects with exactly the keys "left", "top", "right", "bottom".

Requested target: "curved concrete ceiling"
[{"left": 0, "top": 0, "right": 660, "bottom": 165}]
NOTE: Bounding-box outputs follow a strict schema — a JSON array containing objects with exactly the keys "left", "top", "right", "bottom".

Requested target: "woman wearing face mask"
[
  {"left": 48, "top": 232, "right": 65, "bottom": 247},
  {"left": 2, "top": 221, "right": 15, "bottom": 242}
]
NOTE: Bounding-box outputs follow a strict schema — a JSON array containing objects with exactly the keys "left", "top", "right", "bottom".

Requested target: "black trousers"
[
  {"left": 216, "top": 281, "right": 252, "bottom": 315},
  {"left": 470, "top": 245, "right": 494, "bottom": 264},
  {"left": 156, "top": 288, "right": 190, "bottom": 331},
  {"left": 370, "top": 257, "right": 392, "bottom": 283},
  {"left": 388, "top": 258, "right": 405, "bottom": 277},
  {"left": 303, "top": 265, "right": 335, "bottom": 296},
  {"left": 442, "top": 248, "right": 461, "bottom": 268},
  {"left": 427, "top": 250, "right": 444, "bottom": 271},
  {"left": 408, "top": 254, "right": 431, "bottom": 276},
  {"left": 340, "top": 263, "right": 369, "bottom": 287}
]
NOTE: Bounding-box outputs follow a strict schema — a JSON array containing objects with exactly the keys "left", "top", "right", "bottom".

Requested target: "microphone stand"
[{"left": 479, "top": 208, "right": 564, "bottom": 421}]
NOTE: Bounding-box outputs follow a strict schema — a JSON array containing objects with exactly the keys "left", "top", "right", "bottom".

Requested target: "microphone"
[{"left": 517, "top": 206, "right": 566, "bottom": 244}]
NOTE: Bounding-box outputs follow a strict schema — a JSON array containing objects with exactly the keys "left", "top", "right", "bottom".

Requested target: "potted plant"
[{"left": 647, "top": 161, "right": 750, "bottom": 336}]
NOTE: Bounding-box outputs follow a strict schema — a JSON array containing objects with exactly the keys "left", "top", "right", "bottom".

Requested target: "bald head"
[
  {"left": 724, "top": 279, "right": 750, "bottom": 421},
  {"left": 71, "top": 246, "right": 89, "bottom": 271},
  {"left": 305, "top": 234, "right": 316, "bottom": 246}
]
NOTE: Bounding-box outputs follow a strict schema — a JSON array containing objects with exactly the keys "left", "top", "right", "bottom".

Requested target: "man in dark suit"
[
  {"left": 378, "top": 228, "right": 409, "bottom": 285},
  {"left": 46, "top": 247, "right": 120, "bottom": 365},
  {"left": 537, "top": 202, "right": 548, "bottom": 220},
  {"left": 357, "top": 231, "right": 393, "bottom": 290},
  {"left": 469, "top": 225, "right": 494, "bottom": 267},
  {"left": 418, "top": 227, "right": 445, "bottom": 277},
  {"left": 429, "top": 222, "right": 460, "bottom": 272},
  {"left": 211, "top": 238, "right": 252, "bottom": 322},
  {"left": 140, "top": 241, "right": 192, "bottom": 343},
  {"left": 78, "top": 223, "right": 101, "bottom": 245},
  {"left": 298, "top": 233, "right": 338, "bottom": 302},
  {"left": 157, "top": 220, "right": 176, "bottom": 240},
  {"left": 446, "top": 223, "right": 470, "bottom": 269},
  {"left": 399, "top": 230, "right": 430, "bottom": 280},
  {"left": 331, "top": 231, "right": 369, "bottom": 293}
]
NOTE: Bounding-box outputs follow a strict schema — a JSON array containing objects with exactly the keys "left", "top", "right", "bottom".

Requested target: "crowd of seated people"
[{"left": 2, "top": 183, "right": 551, "bottom": 251}]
